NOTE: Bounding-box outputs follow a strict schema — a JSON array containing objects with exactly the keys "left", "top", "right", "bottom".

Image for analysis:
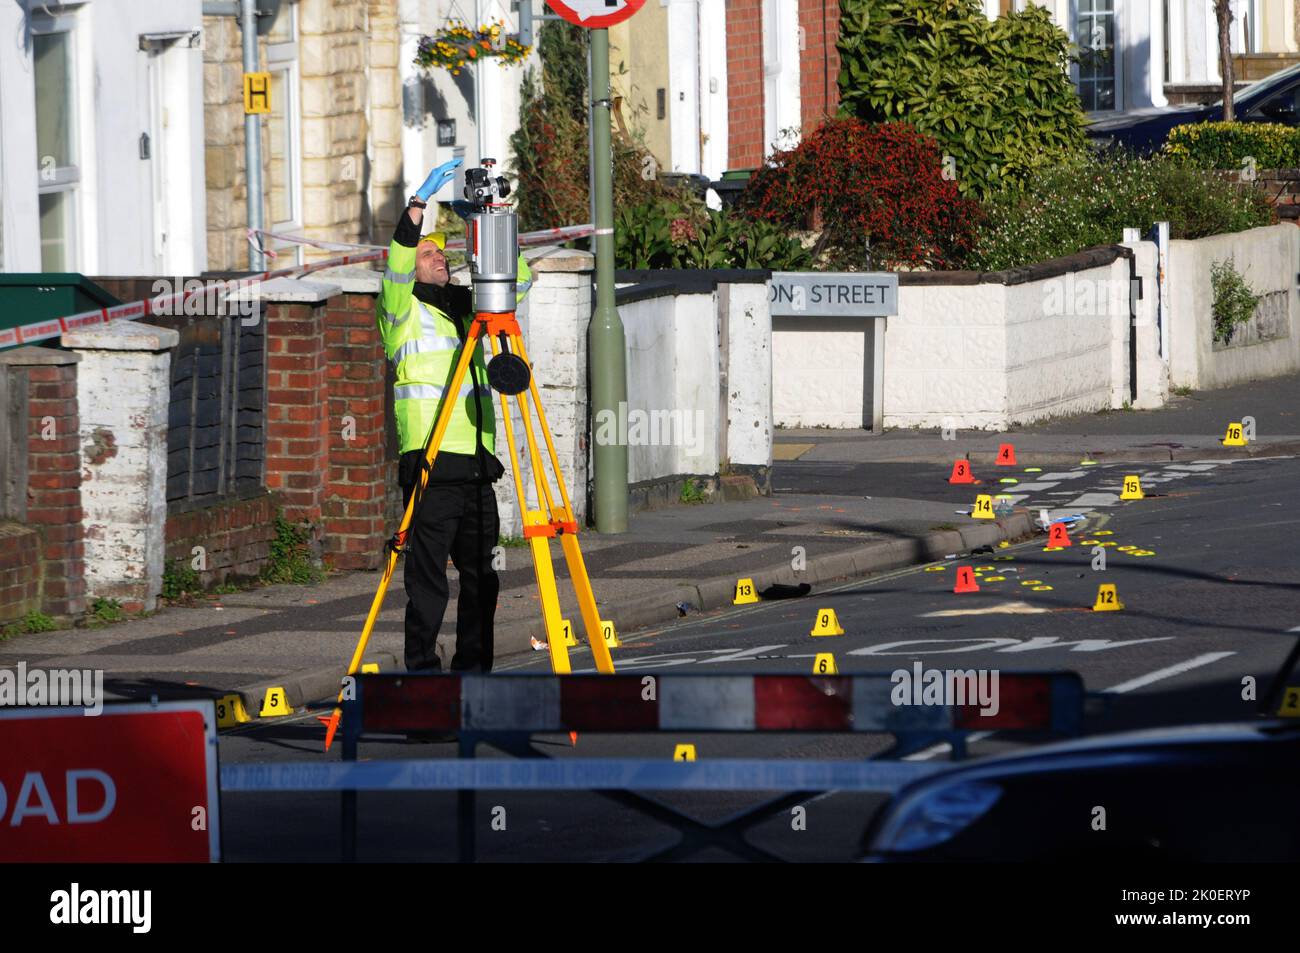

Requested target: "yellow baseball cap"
[{"left": 419, "top": 231, "right": 447, "bottom": 249}]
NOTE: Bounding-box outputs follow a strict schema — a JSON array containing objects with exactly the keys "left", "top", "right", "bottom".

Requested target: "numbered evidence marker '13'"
[
  {"left": 733, "top": 577, "right": 759, "bottom": 605},
  {"left": 971, "top": 494, "right": 996, "bottom": 519},
  {"left": 1120, "top": 475, "right": 1145, "bottom": 501},
  {"left": 810, "top": 608, "right": 844, "bottom": 636}
]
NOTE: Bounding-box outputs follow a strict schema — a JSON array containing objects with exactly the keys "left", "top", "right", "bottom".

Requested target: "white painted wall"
[
  {"left": 1167, "top": 223, "right": 1300, "bottom": 390},
  {"left": 698, "top": 0, "right": 728, "bottom": 181},
  {"left": 725, "top": 282, "right": 772, "bottom": 469},
  {"left": 0, "top": 1, "right": 42, "bottom": 271},
  {"left": 772, "top": 317, "right": 871, "bottom": 429},
  {"left": 666, "top": 0, "right": 702, "bottom": 174}
]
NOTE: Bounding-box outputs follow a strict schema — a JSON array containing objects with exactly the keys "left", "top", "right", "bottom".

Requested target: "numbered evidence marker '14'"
[
  {"left": 1092, "top": 584, "right": 1124, "bottom": 612},
  {"left": 971, "top": 494, "right": 996, "bottom": 519},
  {"left": 810, "top": 608, "right": 845, "bottom": 636},
  {"left": 733, "top": 577, "right": 759, "bottom": 605},
  {"left": 1222, "top": 422, "right": 1247, "bottom": 446},
  {"left": 1120, "top": 475, "right": 1145, "bottom": 500}
]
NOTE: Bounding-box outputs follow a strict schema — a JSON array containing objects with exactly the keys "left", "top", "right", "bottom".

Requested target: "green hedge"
[{"left": 1164, "top": 122, "right": 1300, "bottom": 171}]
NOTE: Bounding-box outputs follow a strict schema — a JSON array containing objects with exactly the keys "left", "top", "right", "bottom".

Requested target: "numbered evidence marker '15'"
[
  {"left": 733, "top": 577, "right": 759, "bottom": 605},
  {"left": 810, "top": 608, "right": 844, "bottom": 636},
  {"left": 971, "top": 494, "right": 996, "bottom": 519},
  {"left": 1120, "top": 475, "right": 1145, "bottom": 501}
]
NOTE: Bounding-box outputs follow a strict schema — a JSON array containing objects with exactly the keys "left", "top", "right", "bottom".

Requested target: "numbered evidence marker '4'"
[
  {"left": 1120, "top": 475, "right": 1145, "bottom": 500},
  {"left": 733, "top": 577, "right": 759, "bottom": 605},
  {"left": 1092, "top": 584, "right": 1124, "bottom": 612},
  {"left": 810, "top": 608, "right": 844, "bottom": 636},
  {"left": 971, "top": 494, "right": 996, "bottom": 520},
  {"left": 996, "top": 443, "right": 1017, "bottom": 466}
]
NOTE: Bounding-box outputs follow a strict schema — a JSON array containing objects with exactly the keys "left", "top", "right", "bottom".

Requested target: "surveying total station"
[{"left": 321, "top": 160, "right": 616, "bottom": 750}]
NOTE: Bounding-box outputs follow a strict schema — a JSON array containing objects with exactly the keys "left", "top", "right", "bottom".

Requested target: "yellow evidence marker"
[
  {"left": 1092, "top": 584, "right": 1124, "bottom": 612},
  {"left": 811, "top": 608, "right": 845, "bottom": 636},
  {"left": 734, "top": 578, "right": 759, "bottom": 605},
  {"left": 812, "top": 653, "right": 838, "bottom": 675},
  {"left": 673, "top": 744, "right": 696, "bottom": 762},
  {"left": 361, "top": 662, "right": 380, "bottom": 674},
  {"left": 601, "top": 619, "right": 621, "bottom": 649},
  {"left": 1222, "top": 422, "right": 1247, "bottom": 447},
  {"left": 1120, "top": 475, "right": 1145, "bottom": 500},
  {"left": 561, "top": 619, "right": 577, "bottom": 647},
  {"left": 215, "top": 693, "right": 250, "bottom": 729},
  {"left": 971, "top": 495, "right": 995, "bottom": 519},
  {"left": 1278, "top": 688, "right": 1300, "bottom": 717},
  {"left": 260, "top": 686, "right": 293, "bottom": 717}
]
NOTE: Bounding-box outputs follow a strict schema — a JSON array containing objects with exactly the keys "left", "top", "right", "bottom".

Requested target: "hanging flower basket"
[{"left": 415, "top": 19, "right": 531, "bottom": 76}]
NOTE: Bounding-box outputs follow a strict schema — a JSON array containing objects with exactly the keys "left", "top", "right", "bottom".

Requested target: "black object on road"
[{"left": 759, "top": 582, "right": 812, "bottom": 600}]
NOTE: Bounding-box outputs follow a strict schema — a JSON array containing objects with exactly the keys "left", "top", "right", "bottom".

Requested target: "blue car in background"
[{"left": 1087, "top": 63, "right": 1300, "bottom": 155}]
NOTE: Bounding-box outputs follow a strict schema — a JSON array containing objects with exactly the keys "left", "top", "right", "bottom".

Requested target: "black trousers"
[{"left": 399, "top": 450, "right": 501, "bottom": 672}]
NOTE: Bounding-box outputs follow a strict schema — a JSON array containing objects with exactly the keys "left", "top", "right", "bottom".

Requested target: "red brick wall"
[
  {"left": 0, "top": 523, "right": 42, "bottom": 625},
  {"left": 264, "top": 301, "right": 330, "bottom": 542},
  {"left": 727, "top": 0, "right": 767, "bottom": 168},
  {"left": 800, "top": 0, "right": 841, "bottom": 133},
  {"left": 165, "top": 493, "right": 276, "bottom": 586},
  {"left": 26, "top": 361, "right": 85, "bottom": 618},
  {"left": 323, "top": 292, "right": 390, "bottom": 570}
]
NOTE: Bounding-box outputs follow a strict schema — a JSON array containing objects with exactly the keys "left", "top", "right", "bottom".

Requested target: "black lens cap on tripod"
[{"left": 487, "top": 352, "right": 531, "bottom": 395}]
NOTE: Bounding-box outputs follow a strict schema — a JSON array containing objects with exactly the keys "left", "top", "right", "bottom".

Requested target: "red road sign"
[
  {"left": 546, "top": 0, "right": 645, "bottom": 29},
  {"left": 0, "top": 701, "right": 219, "bottom": 862}
]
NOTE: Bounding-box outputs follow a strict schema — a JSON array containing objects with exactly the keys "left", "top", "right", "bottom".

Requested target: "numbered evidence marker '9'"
[{"left": 810, "top": 608, "right": 845, "bottom": 636}]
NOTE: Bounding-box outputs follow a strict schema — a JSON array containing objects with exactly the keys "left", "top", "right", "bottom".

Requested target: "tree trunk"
[{"left": 1217, "top": 0, "right": 1235, "bottom": 121}]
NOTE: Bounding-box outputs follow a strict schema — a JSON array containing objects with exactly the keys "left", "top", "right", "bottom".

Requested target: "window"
[
  {"left": 265, "top": 2, "right": 301, "bottom": 264},
  {"left": 33, "top": 22, "right": 80, "bottom": 270},
  {"left": 1075, "top": 0, "right": 1117, "bottom": 112}
]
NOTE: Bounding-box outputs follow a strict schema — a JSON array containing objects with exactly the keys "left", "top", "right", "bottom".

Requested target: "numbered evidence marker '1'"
[
  {"left": 1092, "top": 584, "right": 1124, "bottom": 612},
  {"left": 1120, "top": 475, "right": 1145, "bottom": 501},
  {"left": 953, "top": 565, "right": 980, "bottom": 593},
  {"left": 561, "top": 619, "right": 577, "bottom": 647},
  {"left": 733, "top": 577, "right": 759, "bottom": 605},
  {"left": 812, "top": 653, "right": 838, "bottom": 675},
  {"left": 673, "top": 744, "right": 696, "bottom": 762},
  {"left": 1047, "top": 521, "right": 1072, "bottom": 547},
  {"left": 971, "top": 494, "right": 995, "bottom": 519},
  {"left": 260, "top": 686, "right": 293, "bottom": 717},
  {"left": 810, "top": 608, "right": 845, "bottom": 636},
  {"left": 215, "top": 693, "right": 250, "bottom": 728},
  {"left": 948, "top": 459, "right": 976, "bottom": 484},
  {"left": 1222, "top": 422, "right": 1247, "bottom": 447},
  {"left": 996, "top": 443, "right": 1017, "bottom": 466}
]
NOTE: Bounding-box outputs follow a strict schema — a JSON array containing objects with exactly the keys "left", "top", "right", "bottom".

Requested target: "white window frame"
[
  {"left": 266, "top": 1, "right": 302, "bottom": 266},
  {"left": 31, "top": 10, "right": 82, "bottom": 272},
  {"left": 1073, "top": 0, "right": 1123, "bottom": 113}
]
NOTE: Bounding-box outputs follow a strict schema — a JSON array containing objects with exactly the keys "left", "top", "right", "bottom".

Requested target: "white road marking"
[
  {"left": 921, "top": 601, "right": 1052, "bottom": 618},
  {"left": 1067, "top": 492, "right": 1119, "bottom": 507},
  {"left": 1040, "top": 471, "right": 1088, "bottom": 480},
  {"left": 699, "top": 645, "right": 788, "bottom": 664},
  {"left": 1103, "top": 651, "right": 1237, "bottom": 694},
  {"left": 1167, "top": 464, "right": 1218, "bottom": 471},
  {"left": 1009, "top": 482, "right": 1059, "bottom": 492}
]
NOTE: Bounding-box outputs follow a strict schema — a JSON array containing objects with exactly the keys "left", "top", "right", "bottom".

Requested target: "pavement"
[{"left": 2, "top": 372, "right": 1297, "bottom": 722}]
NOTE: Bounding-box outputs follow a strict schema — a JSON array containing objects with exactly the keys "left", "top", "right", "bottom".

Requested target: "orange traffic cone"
[
  {"left": 996, "top": 443, "right": 1017, "bottom": 466},
  {"left": 953, "top": 566, "right": 980, "bottom": 593},
  {"left": 948, "top": 459, "right": 976, "bottom": 484},
  {"left": 1047, "top": 522, "right": 1072, "bottom": 547}
]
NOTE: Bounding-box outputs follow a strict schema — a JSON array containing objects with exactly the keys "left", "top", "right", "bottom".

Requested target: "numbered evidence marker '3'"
[{"left": 948, "top": 459, "right": 976, "bottom": 484}]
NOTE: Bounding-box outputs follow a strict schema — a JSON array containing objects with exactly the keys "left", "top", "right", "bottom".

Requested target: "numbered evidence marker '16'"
[
  {"left": 810, "top": 608, "right": 845, "bottom": 636},
  {"left": 1120, "top": 475, "right": 1145, "bottom": 500},
  {"left": 733, "top": 577, "right": 759, "bottom": 605},
  {"left": 971, "top": 494, "right": 996, "bottom": 519},
  {"left": 1222, "top": 422, "right": 1247, "bottom": 446}
]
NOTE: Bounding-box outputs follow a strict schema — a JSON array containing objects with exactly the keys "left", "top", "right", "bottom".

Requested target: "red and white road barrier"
[{"left": 0, "top": 220, "right": 593, "bottom": 353}]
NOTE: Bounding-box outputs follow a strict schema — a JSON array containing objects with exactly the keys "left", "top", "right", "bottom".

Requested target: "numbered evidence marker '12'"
[
  {"left": 971, "top": 494, "right": 995, "bottom": 519},
  {"left": 810, "top": 608, "right": 844, "bottom": 636},
  {"left": 733, "top": 577, "right": 759, "bottom": 605},
  {"left": 812, "top": 653, "right": 838, "bottom": 675},
  {"left": 1092, "top": 584, "right": 1124, "bottom": 612},
  {"left": 948, "top": 459, "right": 976, "bottom": 484},
  {"left": 1222, "top": 422, "right": 1247, "bottom": 446},
  {"left": 1120, "top": 475, "right": 1145, "bottom": 500}
]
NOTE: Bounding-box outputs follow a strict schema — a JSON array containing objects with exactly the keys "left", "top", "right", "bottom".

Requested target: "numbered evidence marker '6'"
[
  {"left": 812, "top": 653, "right": 838, "bottom": 675},
  {"left": 810, "top": 608, "right": 844, "bottom": 636}
]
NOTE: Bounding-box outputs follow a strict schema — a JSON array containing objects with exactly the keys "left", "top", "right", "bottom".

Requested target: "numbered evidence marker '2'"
[
  {"left": 1120, "top": 475, "right": 1145, "bottom": 501},
  {"left": 971, "top": 494, "right": 996, "bottom": 519},
  {"left": 810, "top": 608, "right": 845, "bottom": 636},
  {"left": 1092, "top": 584, "right": 1124, "bottom": 612},
  {"left": 1047, "top": 522, "right": 1072, "bottom": 547},
  {"left": 1222, "top": 422, "right": 1247, "bottom": 447},
  {"left": 733, "top": 577, "right": 759, "bottom": 605}
]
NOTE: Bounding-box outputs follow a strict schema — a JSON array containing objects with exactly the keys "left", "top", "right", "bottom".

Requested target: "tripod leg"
[{"left": 323, "top": 323, "right": 484, "bottom": 750}]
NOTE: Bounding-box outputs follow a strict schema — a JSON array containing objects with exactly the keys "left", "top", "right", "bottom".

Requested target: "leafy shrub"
[
  {"left": 162, "top": 559, "right": 201, "bottom": 600},
  {"left": 1210, "top": 258, "right": 1261, "bottom": 344},
  {"left": 260, "top": 515, "right": 323, "bottom": 585},
  {"left": 736, "top": 118, "right": 980, "bottom": 269},
  {"left": 616, "top": 195, "right": 813, "bottom": 270},
  {"left": 89, "top": 597, "right": 124, "bottom": 625},
  {"left": 971, "top": 153, "right": 1275, "bottom": 270},
  {"left": 1164, "top": 122, "right": 1300, "bottom": 171},
  {"left": 838, "top": 0, "right": 1087, "bottom": 200}
]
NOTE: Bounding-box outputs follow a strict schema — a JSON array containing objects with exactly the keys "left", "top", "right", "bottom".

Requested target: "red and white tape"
[{"left": 0, "top": 220, "right": 593, "bottom": 352}]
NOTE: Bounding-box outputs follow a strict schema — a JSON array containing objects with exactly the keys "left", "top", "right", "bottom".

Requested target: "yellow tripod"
[{"left": 322, "top": 308, "right": 616, "bottom": 750}]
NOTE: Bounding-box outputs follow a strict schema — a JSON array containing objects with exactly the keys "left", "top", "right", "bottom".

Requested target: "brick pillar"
[
  {"left": 0, "top": 346, "right": 86, "bottom": 620},
  {"left": 261, "top": 278, "right": 339, "bottom": 552},
  {"left": 323, "top": 277, "right": 388, "bottom": 569},
  {"left": 64, "top": 321, "right": 178, "bottom": 613},
  {"left": 726, "top": 0, "right": 766, "bottom": 168}
]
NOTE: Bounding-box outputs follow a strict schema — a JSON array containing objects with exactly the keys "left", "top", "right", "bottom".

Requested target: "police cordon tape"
[{"left": 0, "top": 221, "right": 595, "bottom": 353}]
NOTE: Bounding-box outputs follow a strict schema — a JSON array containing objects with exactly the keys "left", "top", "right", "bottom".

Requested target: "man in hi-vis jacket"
[{"left": 377, "top": 158, "right": 531, "bottom": 673}]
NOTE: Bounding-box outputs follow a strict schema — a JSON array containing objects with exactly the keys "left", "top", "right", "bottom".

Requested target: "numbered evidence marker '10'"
[
  {"left": 1047, "top": 521, "right": 1072, "bottom": 547},
  {"left": 259, "top": 686, "right": 293, "bottom": 717},
  {"left": 1120, "top": 475, "right": 1145, "bottom": 501},
  {"left": 215, "top": 693, "right": 250, "bottom": 729},
  {"left": 953, "top": 565, "right": 980, "bottom": 594},
  {"left": 810, "top": 608, "right": 844, "bottom": 636},
  {"left": 1222, "top": 422, "right": 1247, "bottom": 447},
  {"left": 812, "top": 653, "right": 838, "bottom": 675},
  {"left": 561, "top": 619, "right": 577, "bottom": 647},
  {"left": 1092, "top": 584, "right": 1124, "bottom": 612},
  {"left": 971, "top": 494, "right": 996, "bottom": 520},
  {"left": 948, "top": 459, "right": 976, "bottom": 484},
  {"left": 733, "top": 577, "right": 759, "bottom": 605}
]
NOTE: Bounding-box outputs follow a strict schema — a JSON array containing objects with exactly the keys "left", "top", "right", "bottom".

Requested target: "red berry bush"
[{"left": 737, "top": 119, "right": 981, "bottom": 270}]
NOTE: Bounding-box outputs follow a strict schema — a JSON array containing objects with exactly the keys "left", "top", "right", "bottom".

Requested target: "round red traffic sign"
[{"left": 545, "top": 0, "right": 646, "bottom": 29}]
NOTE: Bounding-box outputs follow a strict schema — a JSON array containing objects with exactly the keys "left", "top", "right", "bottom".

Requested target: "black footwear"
[{"left": 402, "top": 730, "right": 458, "bottom": 744}]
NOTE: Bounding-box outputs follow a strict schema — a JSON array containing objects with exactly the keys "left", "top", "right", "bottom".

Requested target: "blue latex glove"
[
  {"left": 450, "top": 200, "right": 475, "bottom": 222},
  {"left": 415, "top": 158, "right": 463, "bottom": 201}
]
